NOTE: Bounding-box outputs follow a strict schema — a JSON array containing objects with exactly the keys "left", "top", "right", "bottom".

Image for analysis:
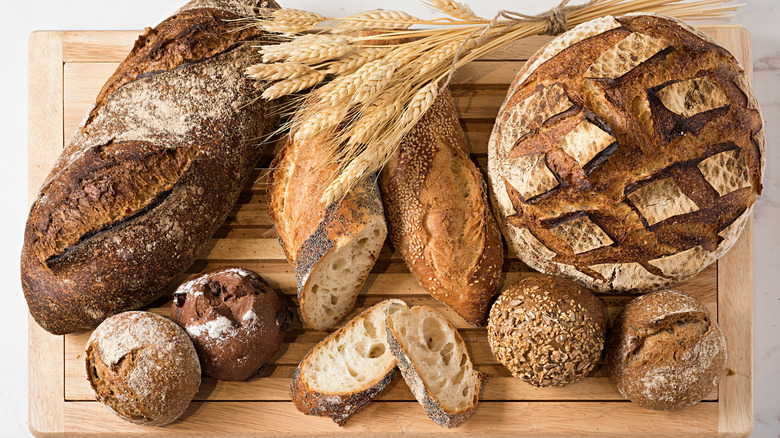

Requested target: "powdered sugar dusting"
[
  {"left": 243, "top": 309, "right": 257, "bottom": 322},
  {"left": 186, "top": 315, "right": 236, "bottom": 341}
]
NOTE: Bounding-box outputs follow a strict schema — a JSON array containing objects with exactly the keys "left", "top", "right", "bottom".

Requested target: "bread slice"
[
  {"left": 268, "top": 136, "right": 387, "bottom": 330},
  {"left": 385, "top": 304, "right": 486, "bottom": 428},
  {"left": 291, "top": 299, "right": 406, "bottom": 425}
]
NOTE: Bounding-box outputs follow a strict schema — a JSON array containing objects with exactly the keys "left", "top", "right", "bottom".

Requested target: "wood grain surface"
[{"left": 27, "top": 26, "right": 754, "bottom": 436}]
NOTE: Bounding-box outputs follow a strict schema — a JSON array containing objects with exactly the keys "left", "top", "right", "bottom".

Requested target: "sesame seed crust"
[{"left": 379, "top": 89, "right": 503, "bottom": 326}]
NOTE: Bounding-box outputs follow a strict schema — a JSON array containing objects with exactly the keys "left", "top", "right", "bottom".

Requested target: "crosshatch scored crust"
[
  {"left": 28, "top": 25, "right": 754, "bottom": 437},
  {"left": 488, "top": 14, "right": 764, "bottom": 293}
]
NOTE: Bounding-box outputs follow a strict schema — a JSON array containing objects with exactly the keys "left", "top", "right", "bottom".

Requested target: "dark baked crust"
[
  {"left": 85, "top": 311, "right": 201, "bottom": 426},
  {"left": 21, "top": 0, "right": 280, "bottom": 335},
  {"left": 605, "top": 289, "right": 727, "bottom": 410},
  {"left": 488, "top": 14, "right": 764, "bottom": 292},
  {"left": 487, "top": 275, "right": 606, "bottom": 387},
  {"left": 290, "top": 365, "right": 398, "bottom": 426},
  {"left": 379, "top": 90, "right": 503, "bottom": 326},
  {"left": 170, "top": 267, "right": 292, "bottom": 381}
]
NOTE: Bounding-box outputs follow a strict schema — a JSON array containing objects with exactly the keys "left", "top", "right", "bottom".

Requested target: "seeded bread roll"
[
  {"left": 379, "top": 90, "right": 503, "bottom": 327},
  {"left": 170, "top": 267, "right": 292, "bottom": 381},
  {"left": 487, "top": 14, "right": 764, "bottom": 293},
  {"left": 268, "top": 135, "right": 387, "bottom": 331},
  {"left": 21, "top": 0, "right": 281, "bottom": 335},
  {"left": 606, "top": 289, "right": 727, "bottom": 410},
  {"left": 85, "top": 311, "right": 201, "bottom": 426},
  {"left": 291, "top": 299, "right": 404, "bottom": 425},
  {"left": 487, "top": 276, "right": 605, "bottom": 387}
]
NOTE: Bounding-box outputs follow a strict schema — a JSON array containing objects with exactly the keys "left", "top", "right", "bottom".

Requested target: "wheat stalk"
[
  {"left": 261, "top": 70, "right": 327, "bottom": 100},
  {"left": 247, "top": 0, "right": 742, "bottom": 204},
  {"left": 422, "top": 0, "right": 484, "bottom": 21},
  {"left": 323, "top": 48, "right": 388, "bottom": 75}
]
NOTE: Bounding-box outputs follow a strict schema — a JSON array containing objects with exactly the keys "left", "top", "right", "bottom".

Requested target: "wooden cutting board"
[{"left": 27, "top": 26, "right": 754, "bottom": 436}]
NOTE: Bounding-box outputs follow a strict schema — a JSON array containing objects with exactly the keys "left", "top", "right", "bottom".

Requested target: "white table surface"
[{"left": 1, "top": 1, "right": 777, "bottom": 436}]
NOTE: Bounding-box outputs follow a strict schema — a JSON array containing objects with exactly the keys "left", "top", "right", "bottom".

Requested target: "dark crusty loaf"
[
  {"left": 170, "top": 267, "right": 292, "bottom": 381},
  {"left": 290, "top": 299, "right": 404, "bottom": 425},
  {"left": 385, "top": 303, "right": 485, "bottom": 428},
  {"left": 379, "top": 90, "right": 503, "bottom": 326},
  {"left": 21, "top": 0, "right": 280, "bottom": 334},
  {"left": 85, "top": 311, "right": 201, "bottom": 426},
  {"left": 606, "top": 289, "right": 727, "bottom": 410},
  {"left": 487, "top": 14, "right": 764, "bottom": 292},
  {"left": 268, "top": 135, "right": 387, "bottom": 331}
]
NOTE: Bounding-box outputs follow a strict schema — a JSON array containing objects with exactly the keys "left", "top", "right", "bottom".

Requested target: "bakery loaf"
[
  {"left": 487, "top": 14, "right": 764, "bottom": 292},
  {"left": 385, "top": 304, "right": 485, "bottom": 428},
  {"left": 85, "top": 311, "right": 201, "bottom": 426},
  {"left": 606, "top": 289, "right": 727, "bottom": 410},
  {"left": 21, "top": 0, "right": 281, "bottom": 334},
  {"left": 268, "top": 135, "right": 387, "bottom": 331},
  {"left": 291, "top": 299, "right": 404, "bottom": 425},
  {"left": 487, "top": 276, "right": 605, "bottom": 387},
  {"left": 379, "top": 90, "right": 503, "bottom": 326},
  {"left": 170, "top": 267, "right": 292, "bottom": 381}
]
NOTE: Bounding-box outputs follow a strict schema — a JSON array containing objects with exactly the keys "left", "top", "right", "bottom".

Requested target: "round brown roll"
[
  {"left": 85, "top": 311, "right": 200, "bottom": 426},
  {"left": 606, "top": 289, "right": 727, "bottom": 410},
  {"left": 170, "top": 267, "right": 292, "bottom": 381},
  {"left": 487, "top": 14, "right": 764, "bottom": 293},
  {"left": 487, "top": 276, "right": 605, "bottom": 387}
]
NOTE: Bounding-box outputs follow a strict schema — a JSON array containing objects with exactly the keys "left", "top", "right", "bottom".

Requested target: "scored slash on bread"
[
  {"left": 385, "top": 303, "right": 486, "bottom": 428},
  {"left": 290, "top": 299, "right": 404, "bottom": 425}
]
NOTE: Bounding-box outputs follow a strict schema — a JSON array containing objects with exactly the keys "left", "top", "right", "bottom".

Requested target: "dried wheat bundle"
[{"left": 246, "top": 0, "right": 741, "bottom": 204}]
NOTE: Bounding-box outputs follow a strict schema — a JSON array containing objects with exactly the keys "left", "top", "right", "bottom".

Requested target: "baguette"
[
  {"left": 21, "top": 0, "right": 280, "bottom": 334},
  {"left": 379, "top": 90, "right": 503, "bottom": 326},
  {"left": 290, "top": 299, "right": 405, "bottom": 425},
  {"left": 268, "top": 135, "right": 387, "bottom": 330},
  {"left": 385, "top": 304, "right": 485, "bottom": 428}
]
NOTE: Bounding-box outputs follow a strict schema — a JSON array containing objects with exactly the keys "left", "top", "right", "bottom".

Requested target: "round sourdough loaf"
[
  {"left": 487, "top": 276, "right": 605, "bottom": 387},
  {"left": 85, "top": 311, "right": 201, "bottom": 426},
  {"left": 170, "top": 267, "right": 292, "bottom": 381},
  {"left": 606, "top": 289, "right": 727, "bottom": 410},
  {"left": 487, "top": 14, "right": 764, "bottom": 292}
]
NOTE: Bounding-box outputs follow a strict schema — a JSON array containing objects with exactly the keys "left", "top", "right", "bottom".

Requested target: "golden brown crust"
[
  {"left": 488, "top": 14, "right": 764, "bottom": 292},
  {"left": 267, "top": 135, "right": 386, "bottom": 329},
  {"left": 379, "top": 90, "right": 503, "bottom": 326},
  {"left": 21, "top": 0, "right": 280, "bottom": 335},
  {"left": 605, "top": 289, "right": 727, "bottom": 410}
]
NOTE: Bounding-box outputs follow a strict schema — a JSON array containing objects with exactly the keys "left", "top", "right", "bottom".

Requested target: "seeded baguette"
[
  {"left": 21, "top": 0, "right": 280, "bottom": 334},
  {"left": 379, "top": 90, "right": 503, "bottom": 326},
  {"left": 268, "top": 134, "right": 387, "bottom": 331},
  {"left": 290, "top": 299, "right": 405, "bottom": 425},
  {"left": 385, "top": 304, "right": 485, "bottom": 428}
]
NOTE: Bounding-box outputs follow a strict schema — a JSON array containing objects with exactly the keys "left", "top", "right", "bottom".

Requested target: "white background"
[{"left": 1, "top": 1, "right": 778, "bottom": 436}]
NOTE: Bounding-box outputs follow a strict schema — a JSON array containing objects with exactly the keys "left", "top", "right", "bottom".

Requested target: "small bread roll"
[
  {"left": 170, "top": 267, "right": 292, "bottom": 381},
  {"left": 606, "top": 289, "right": 727, "bottom": 410},
  {"left": 487, "top": 276, "right": 605, "bottom": 387},
  {"left": 85, "top": 311, "right": 200, "bottom": 426}
]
